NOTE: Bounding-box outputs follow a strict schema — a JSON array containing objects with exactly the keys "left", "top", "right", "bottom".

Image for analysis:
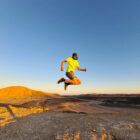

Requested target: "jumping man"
[{"left": 57, "top": 53, "right": 87, "bottom": 90}]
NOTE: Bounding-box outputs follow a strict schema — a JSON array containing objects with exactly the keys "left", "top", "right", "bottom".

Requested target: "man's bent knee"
[
  {"left": 75, "top": 78, "right": 81, "bottom": 85},
  {"left": 78, "top": 80, "right": 82, "bottom": 85}
]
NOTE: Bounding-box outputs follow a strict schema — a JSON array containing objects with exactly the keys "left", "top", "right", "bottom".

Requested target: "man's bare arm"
[
  {"left": 61, "top": 60, "right": 67, "bottom": 71},
  {"left": 77, "top": 67, "right": 87, "bottom": 72}
]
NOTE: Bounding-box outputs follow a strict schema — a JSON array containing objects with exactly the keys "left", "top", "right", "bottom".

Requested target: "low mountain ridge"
[{"left": 0, "top": 86, "right": 60, "bottom": 100}]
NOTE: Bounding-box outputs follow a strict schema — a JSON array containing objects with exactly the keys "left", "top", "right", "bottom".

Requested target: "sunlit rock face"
[{"left": 0, "top": 86, "right": 60, "bottom": 100}]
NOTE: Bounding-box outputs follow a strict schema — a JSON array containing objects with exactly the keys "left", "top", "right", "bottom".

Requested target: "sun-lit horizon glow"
[
  {"left": 0, "top": 0, "right": 140, "bottom": 94},
  {"left": 0, "top": 82, "right": 140, "bottom": 95}
]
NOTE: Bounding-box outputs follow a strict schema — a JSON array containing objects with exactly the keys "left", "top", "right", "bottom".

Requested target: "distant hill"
[{"left": 0, "top": 86, "right": 60, "bottom": 100}]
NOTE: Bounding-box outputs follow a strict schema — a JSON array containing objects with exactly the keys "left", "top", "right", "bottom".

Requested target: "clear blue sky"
[{"left": 0, "top": 0, "right": 140, "bottom": 94}]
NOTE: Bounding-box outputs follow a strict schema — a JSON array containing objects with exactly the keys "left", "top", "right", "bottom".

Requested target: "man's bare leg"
[
  {"left": 58, "top": 77, "right": 81, "bottom": 91},
  {"left": 65, "top": 78, "right": 81, "bottom": 85}
]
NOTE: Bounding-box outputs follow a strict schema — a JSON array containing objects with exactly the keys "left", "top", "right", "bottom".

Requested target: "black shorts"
[{"left": 66, "top": 71, "right": 77, "bottom": 80}]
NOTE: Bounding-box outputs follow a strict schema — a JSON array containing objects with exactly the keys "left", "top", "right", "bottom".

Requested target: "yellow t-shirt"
[{"left": 66, "top": 57, "right": 79, "bottom": 73}]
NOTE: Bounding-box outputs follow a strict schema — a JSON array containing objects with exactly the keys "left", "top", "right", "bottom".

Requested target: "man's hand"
[
  {"left": 61, "top": 67, "right": 64, "bottom": 71},
  {"left": 84, "top": 68, "right": 87, "bottom": 72}
]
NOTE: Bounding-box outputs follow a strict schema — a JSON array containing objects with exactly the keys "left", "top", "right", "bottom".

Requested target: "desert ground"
[{"left": 0, "top": 86, "right": 140, "bottom": 140}]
